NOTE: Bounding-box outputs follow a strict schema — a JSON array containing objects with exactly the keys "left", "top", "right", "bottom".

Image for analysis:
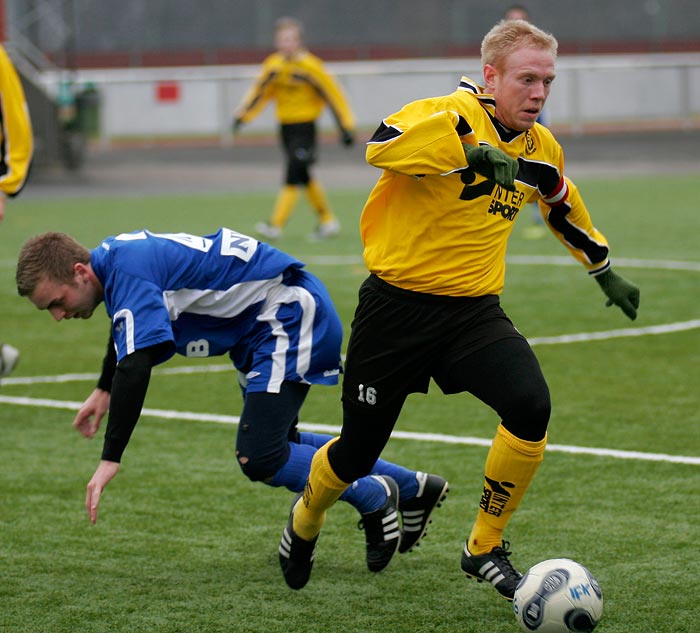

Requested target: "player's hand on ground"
[
  {"left": 73, "top": 388, "right": 110, "bottom": 438},
  {"left": 595, "top": 268, "right": 640, "bottom": 320},
  {"left": 463, "top": 143, "right": 518, "bottom": 191},
  {"left": 86, "top": 460, "right": 120, "bottom": 524}
]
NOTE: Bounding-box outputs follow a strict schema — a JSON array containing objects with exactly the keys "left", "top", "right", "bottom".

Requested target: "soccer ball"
[{"left": 513, "top": 558, "right": 603, "bottom": 632}]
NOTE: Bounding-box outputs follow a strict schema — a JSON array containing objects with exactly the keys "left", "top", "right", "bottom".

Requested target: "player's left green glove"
[{"left": 594, "top": 268, "right": 640, "bottom": 320}]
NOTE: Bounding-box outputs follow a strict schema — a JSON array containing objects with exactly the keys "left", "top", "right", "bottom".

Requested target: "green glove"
[
  {"left": 463, "top": 143, "right": 518, "bottom": 191},
  {"left": 594, "top": 268, "right": 640, "bottom": 320},
  {"left": 340, "top": 128, "right": 354, "bottom": 147}
]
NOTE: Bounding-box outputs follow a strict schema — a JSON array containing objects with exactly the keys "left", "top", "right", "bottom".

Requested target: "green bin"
[{"left": 74, "top": 83, "right": 100, "bottom": 138}]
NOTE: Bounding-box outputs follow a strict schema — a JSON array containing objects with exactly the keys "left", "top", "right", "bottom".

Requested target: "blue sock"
[
  {"left": 339, "top": 475, "right": 387, "bottom": 514},
  {"left": 371, "top": 459, "right": 418, "bottom": 502},
  {"left": 268, "top": 442, "right": 314, "bottom": 492},
  {"left": 299, "top": 431, "right": 419, "bottom": 501},
  {"left": 299, "top": 431, "right": 333, "bottom": 448},
  {"left": 266, "top": 441, "right": 383, "bottom": 513}
]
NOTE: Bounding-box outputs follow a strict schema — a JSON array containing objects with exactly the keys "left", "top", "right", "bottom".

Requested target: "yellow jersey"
[
  {"left": 362, "top": 76, "right": 610, "bottom": 297},
  {"left": 235, "top": 50, "right": 354, "bottom": 131},
  {"left": 0, "top": 45, "right": 33, "bottom": 197}
]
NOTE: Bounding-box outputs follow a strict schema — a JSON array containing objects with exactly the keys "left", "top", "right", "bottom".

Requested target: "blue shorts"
[{"left": 233, "top": 269, "right": 343, "bottom": 394}]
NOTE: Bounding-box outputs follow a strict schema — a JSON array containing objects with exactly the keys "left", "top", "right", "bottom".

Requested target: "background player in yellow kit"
[
  {"left": 233, "top": 17, "right": 355, "bottom": 241},
  {"left": 0, "top": 44, "right": 33, "bottom": 379},
  {"left": 278, "top": 19, "right": 640, "bottom": 599}
]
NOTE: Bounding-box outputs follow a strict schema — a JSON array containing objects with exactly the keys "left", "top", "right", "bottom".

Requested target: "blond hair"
[
  {"left": 275, "top": 16, "right": 303, "bottom": 37},
  {"left": 481, "top": 19, "right": 557, "bottom": 69},
  {"left": 16, "top": 232, "right": 91, "bottom": 297}
]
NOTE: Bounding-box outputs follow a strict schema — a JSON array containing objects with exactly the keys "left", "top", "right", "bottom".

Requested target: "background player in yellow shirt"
[
  {"left": 278, "top": 19, "right": 640, "bottom": 599},
  {"left": 0, "top": 44, "right": 33, "bottom": 379},
  {"left": 233, "top": 17, "right": 355, "bottom": 241}
]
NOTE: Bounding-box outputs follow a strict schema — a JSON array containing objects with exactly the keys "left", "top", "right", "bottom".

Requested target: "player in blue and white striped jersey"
[{"left": 16, "top": 228, "right": 449, "bottom": 576}]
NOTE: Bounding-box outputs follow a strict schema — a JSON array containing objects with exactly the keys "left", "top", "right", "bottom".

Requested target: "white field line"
[
  {"left": 2, "top": 255, "right": 697, "bottom": 466},
  {"left": 528, "top": 319, "right": 700, "bottom": 345},
  {"left": 0, "top": 394, "right": 698, "bottom": 466},
  {"left": 301, "top": 254, "right": 700, "bottom": 273},
  {"left": 4, "top": 318, "right": 698, "bottom": 387},
  {"left": 1, "top": 363, "right": 234, "bottom": 386}
]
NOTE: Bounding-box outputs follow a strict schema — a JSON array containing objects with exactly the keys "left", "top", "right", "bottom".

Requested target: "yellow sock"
[
  {"left": 293, "top": 438, "right": 350, "bottom": 540},
  {"left": 468, "top": 424, "right": 547, "bottom": 554},
  {"left": 305, "top": 179, "right": 334, "bottom": 224},
  {"left": 270, "top": 185, "right": 299, "bottom": 227}
]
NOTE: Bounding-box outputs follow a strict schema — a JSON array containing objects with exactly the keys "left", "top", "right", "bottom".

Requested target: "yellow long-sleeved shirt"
[
  {"left": 361, "top": 76, "right": 610, "bottom": 297},
  {"left": 0, "top": 45, "right": 33, "bottom": 197},
  {"left": 235, "top": 50, "right": 354, "bottom": 131}
]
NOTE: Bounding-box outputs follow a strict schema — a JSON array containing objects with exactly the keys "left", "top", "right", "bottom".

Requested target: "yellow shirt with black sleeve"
[
  {"left": 235, "top": 50, "right": 354, "bottom": 132},
  {"left": 0, "top": 45, "right": 33, "bottom": 197},
  {"left": 361, "top": 76, "right": 610, "bottom": 297}
]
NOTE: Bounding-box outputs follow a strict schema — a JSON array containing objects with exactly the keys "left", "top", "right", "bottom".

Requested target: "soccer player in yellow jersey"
[
  {"left": 0, "top": 44, "right": 33, "bottom": 379},
  {"left": 278, "top": 19, "right": 641, "bottom": 599},
  {"left": 233, "top": 17, "right": 355, "bottom": 241}
]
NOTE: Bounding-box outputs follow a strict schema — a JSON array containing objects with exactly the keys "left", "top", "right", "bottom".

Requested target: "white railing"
[{"left": 36, "top": 52, "right": 700, "bottom": 144}]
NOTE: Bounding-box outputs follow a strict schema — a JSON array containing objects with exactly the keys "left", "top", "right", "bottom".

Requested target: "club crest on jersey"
[{"left": 525, "top": 130, "right": 536, "bottom": 155}]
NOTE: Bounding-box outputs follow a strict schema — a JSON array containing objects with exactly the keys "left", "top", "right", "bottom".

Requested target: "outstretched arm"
[
  {"left": 540, "top": 177, "right": 640, "bottom": 320},
  {"left": 233, "top": 59, "right": 277, "bottom": 128},
  {"left": 82, "top": 342, "right": 171, "bottom": 524}
]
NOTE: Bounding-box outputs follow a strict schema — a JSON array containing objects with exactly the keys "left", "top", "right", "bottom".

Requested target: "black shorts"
[
  {"left": 342, "top": 274, "right": 525, "bottom": 408},
  {"left": 329, "top": 275, "right": 550, "bottom": 481},
  {"left": 280, "top": 122, "right": 316, "bottom": 184}
]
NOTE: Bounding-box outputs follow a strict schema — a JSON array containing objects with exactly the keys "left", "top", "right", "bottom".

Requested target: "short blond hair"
[
  {"left": 275, "top": 16, "right": 303, "bottom": 37},
  {"left": 481, "top": 19, "right": 557, "bottom": 70},
  {"left": 16, "top": 232, "right": 90, "bottom": 297}
]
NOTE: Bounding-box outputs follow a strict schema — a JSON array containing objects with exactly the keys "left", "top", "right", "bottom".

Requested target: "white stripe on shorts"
[{"left": 258, "top": 284, "right": 316, "bottom": 392}]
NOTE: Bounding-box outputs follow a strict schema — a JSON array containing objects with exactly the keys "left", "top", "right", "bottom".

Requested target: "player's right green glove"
[
  {"left": 463, "top": 143, "right": 518, "bottom": 191},
  {"left": 594, "top": 268, "right": 640, "bottom": 320}
]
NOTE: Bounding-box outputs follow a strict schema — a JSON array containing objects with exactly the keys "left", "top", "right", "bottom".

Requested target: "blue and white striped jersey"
[{"left": 90, "top": 228, "right": 342, "bottom": 393}]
